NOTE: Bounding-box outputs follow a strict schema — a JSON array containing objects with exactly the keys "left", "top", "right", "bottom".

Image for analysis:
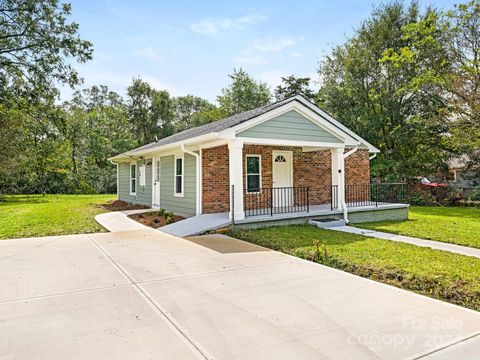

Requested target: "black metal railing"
[
  {"left": 331, "top": 183, "right": 408, "bottom": 209},
  {"left": 244, "top": 186, "right": 309, "bottom": 217}
]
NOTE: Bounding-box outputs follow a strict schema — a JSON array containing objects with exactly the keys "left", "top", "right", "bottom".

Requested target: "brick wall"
[
  {"left": 345, "top": 149, "right": 371, "bottom": 202},
  {"left": 200, "top": 144, "right": 370, "bottom": 213},
  {"left": 201, "top": 145, "right": 230, "bottom": 213},
  {"left": 345, "top": 149, "right": 370, "bottom": 185}
]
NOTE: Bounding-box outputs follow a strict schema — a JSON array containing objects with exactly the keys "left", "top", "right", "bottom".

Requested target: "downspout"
[
  {"left": 109, "top": 159, "right": 119, "bottom": 200},
  {"left": 369, "top": 153, "right": 377, "bottom": 161},
  {"left": 181, "top": 144, "right": 201, "bottom": 215},
  {"left": 342, "top": 146, "right": 359, "bottom": 223}
]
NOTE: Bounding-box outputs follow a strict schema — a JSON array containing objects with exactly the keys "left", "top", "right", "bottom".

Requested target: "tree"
[
  {"left": 445, "top": 1, "right": 480, "bottom": 176},
  {"left": 0, "top": 0, "right": 93, "bottom": 101},
  {"left": 318, "top": 1, "right": 450, "bottom": 180},
  {"left": 379, "top": 0, "right": 480, "bottom": 178},
  {"left": 217, "top": 68, "right": 271, "bottom": 116},
  {"left": 274, "top": 75, "right": 315, "bottom": 101},
  {"left": 173, "top": 95, "right": 216, "bottom": 131},
  {"left": 126, "top": 78, "right": 175, "bottom": 145},
  {"left": 62, "top": 86, "right": 135, "bottom": 193}
]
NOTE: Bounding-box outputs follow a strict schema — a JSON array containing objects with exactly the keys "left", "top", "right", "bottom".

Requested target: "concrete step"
[{"left": 308, "top": 218, "right": 346, "bottom": 229}]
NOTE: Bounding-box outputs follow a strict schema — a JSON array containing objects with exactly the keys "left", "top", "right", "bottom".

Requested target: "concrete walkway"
[
  {"left": 1, "top": 230, "right": 480, "bottom": 359},
  {"left": 95, "top": 209, "right": 151, "bottom": 232},
  {"left": 159, "top": 212, "right": 230, "bottom": 237},
  {"left": 330, "top": 225, "right": 480, "bottom": 259}
]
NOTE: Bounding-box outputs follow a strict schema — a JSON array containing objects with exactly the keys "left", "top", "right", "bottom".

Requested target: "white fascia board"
[
  {"left": 110, "top": 132, "right": 219, "bottom": 161},
  {"left": 237, "top": 137, "right": 347, "bottom": 149}
]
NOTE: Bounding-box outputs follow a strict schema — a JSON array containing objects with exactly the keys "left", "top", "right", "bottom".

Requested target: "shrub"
[
  {"left": 157, "top": 208, "right": 166, "bottom": 216},
  {"left": 408, "top": 188, "right": 438, "bottom": 206}
]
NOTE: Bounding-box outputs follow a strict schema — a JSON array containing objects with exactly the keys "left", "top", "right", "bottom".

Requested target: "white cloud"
[
  {"left": 136, "top": 47, "right": 163, "bottom": 62},
  {"left": 258, "top": 70, "right": 286, "bottom": 88},
  {"left": 190, "top": 13, "right": 267, "bottom": 37},
  {"left": 252, "top": 37, "right": 297, "bottom": 53},
  {"left": 235, "top": 37, "right": 298, "bottom": 66},
  {"left": 235, "top": 53, "right": 269, "bottom": 66},
  {"left": 290, "top": 52, "right": 304, "bottom": 59}
]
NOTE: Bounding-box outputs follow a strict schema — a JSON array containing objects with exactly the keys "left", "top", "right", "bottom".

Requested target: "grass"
[
  {"left": 229, "top": 225, "right": 480, "bottom": 311},
  {"left": 0, "top": 194, "right": 115, "bottom": 239},
  {"left": 356, "top": 206, "right": 480, "bottom": 249}
]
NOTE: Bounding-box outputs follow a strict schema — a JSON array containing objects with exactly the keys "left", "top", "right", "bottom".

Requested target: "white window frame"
[
  {"left": 245, "top": 155, "right": 262, "bottom": 194},
  {"left": 174, "top": 154, "right": 184, "bottom": 197},
  {"left": 130, "top": 161, "right": 137, "bottom": 196}
]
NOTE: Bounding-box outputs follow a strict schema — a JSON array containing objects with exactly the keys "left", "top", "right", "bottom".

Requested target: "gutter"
[
  {"left": 341, "top": 146, "right": 359, "bottom": 223},
  {"left": 181, "top": 144, "right": 201, "bottom": 216},
  {"left": 110, "top": 132, "right": 219, "bottom": 162}
]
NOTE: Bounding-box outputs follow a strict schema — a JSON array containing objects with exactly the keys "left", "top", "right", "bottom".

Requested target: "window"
[
  {"left": 174, "top": 156, "right": 183, "bottom": 196},
  {"left": 275, "top": 155, "right": 286, "bottom": 163},
  {"left": 246, "top": 155, "right": 261, "bottom": 193},
  {"left": 130, "top": 163, "right": 137, "bottom": 195}
]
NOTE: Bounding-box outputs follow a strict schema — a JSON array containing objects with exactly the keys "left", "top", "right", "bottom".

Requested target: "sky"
[{"left": 64, "top": 0, "right": 460, "bottom": 103}]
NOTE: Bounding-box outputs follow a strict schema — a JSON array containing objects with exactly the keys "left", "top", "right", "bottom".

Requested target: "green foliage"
[
  {"left": 217, "top": 68, "right": 271, "bottom": 116},
  {"left": 173, "top": 95, "right": 216, "bottom": 131},
  {"left": 127, "top": 78, "right": 175, "bottom": 145},
  {"left": 318, "top": 1, "right": 451, "bottom": 179},
  {"left": 274, "top": 75, "right": 315, "bottom": 101},
  {"left": 0, "top": 0, "right": 93, "bottom": 102}
]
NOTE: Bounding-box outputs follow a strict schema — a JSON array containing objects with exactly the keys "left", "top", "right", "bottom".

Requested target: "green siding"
[
  {"left": 237, "top": 110, "right": 343, "bottom": 143},
  {"left": 118, "top": 159, "right": 152, "bottom": 206},
  {"left": 160, "top": 154, "right": 196, "bottom": 217}
]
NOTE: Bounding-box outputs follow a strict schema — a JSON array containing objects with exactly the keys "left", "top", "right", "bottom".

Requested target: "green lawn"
[
  {"left": 229, "top": 225, "right": 480, "bottom": 311},
  {"left": 356, "top": 206, "right": 480, "bottom": 249},
  {"left": 0, "top": 194, "right": 115, "bottom": 239}
]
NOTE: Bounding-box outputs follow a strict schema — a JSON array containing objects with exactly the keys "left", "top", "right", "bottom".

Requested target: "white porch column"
[
  {"left": 331, "top": 148, "right": 345, "bottom": 209},
  {"left": 228, "top": 140, "right": 245, "bottom": 220}
]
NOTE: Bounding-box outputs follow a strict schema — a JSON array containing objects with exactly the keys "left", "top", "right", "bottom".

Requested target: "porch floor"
[{"left": 159, "top": 203, "right": 408, "bottom": 237}]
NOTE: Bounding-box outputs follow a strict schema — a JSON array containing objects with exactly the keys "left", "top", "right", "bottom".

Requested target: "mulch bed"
[
  {"left": 128, "top": 212, "right": 185, "bottom": 229},
  {"left": 101, "top": 199, "right": 149, "bottom": 211}
]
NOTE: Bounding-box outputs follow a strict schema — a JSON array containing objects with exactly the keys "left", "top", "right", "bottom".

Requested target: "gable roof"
[{"left": 111, "top": 95, "right": 378, "bottom": 160}]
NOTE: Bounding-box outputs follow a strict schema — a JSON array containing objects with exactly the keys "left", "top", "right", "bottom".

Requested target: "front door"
[
  {"left": 272, "top": 151, "right": 293, "bottom": 208},
  {"left": 153, "top": 158, "right": 160, "bottom": 207}
]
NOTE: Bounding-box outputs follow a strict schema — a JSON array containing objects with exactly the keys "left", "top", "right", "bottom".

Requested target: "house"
[
  {"left": 448, "top": 157, "right": 479, "bottom": 187},
  {"left": 110, "top": 95, "right": 408, "bottom": 226}
]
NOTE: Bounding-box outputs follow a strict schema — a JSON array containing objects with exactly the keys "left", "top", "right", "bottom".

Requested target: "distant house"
[
  {"left": 110, "top": 95, "right": 407, "bottom": 224},
  {"left": 448, "top": 157, "right": 479, "bottom": 187}
]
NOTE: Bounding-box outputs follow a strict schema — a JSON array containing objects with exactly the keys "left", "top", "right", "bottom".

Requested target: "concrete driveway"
[{"left": 1, "top": 230, "right": 479, "bottom": 360}]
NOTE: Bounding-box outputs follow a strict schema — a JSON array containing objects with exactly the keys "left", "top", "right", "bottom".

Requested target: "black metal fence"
[
  {"left": 244, "top": 186, "right": 309, "bottom": 217},
  {"left": 331, "top": 183, "right": 408, "bottom": 209}
]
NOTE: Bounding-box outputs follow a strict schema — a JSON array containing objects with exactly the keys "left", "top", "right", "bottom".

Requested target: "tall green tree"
[
  {"left": 0, "top": 0, "right": 93, "bottom": 101},
  {"left": 274, "top": 75, "right": 315, "bottom": 101},
  {"left": 445, "top": 1, "right": 480, "bottom": 176},
  {"left": 217, "top": 68, "right": 271, "bottom": 116},
  {"left": 62, "top": 86, "right": 135, "bottom": 193},
  {"left": 173, "top": 95, "right": 216, "bottom": 131},
  {"left": 379, "top": 0, "right": 480, "bottom": 179},
  {"left": 318, "top": 1, "right": 450, "bottom": 179},
  {"left": 126, "top": 78, "right": 175, "bottom": 145}
]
